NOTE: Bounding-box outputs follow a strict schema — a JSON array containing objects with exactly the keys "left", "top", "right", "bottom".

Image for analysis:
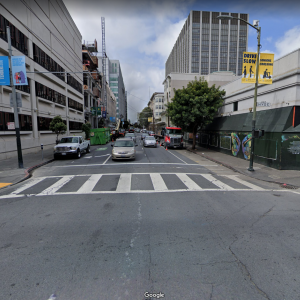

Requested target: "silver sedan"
[{"left": 143, "top": 136, "right": 157, "bottom": 148}]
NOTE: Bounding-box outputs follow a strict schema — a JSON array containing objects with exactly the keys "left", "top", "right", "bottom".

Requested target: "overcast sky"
[{"left": 63, "top": 0, "right": 300, "bottom": 122}]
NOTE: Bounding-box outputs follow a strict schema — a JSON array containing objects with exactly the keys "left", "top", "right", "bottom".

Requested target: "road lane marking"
[
  {"left": 200, "top": 174, "right": 234, "bottom": 190},
  {"left": 116, "top": 173, "right": 131, "bottom": 192},
  {"left": 176, "top": 173, "right": 202, "bottom": 190},
  {"left": 77, "top": 174, "right": 102, "bottom": 193},
  {"left": 149, "top": 173, "right": 168, "bottom": 191},
  {"left": 221, "top": 175, "right": 265, "bottom": 190},
  {"left": 103, "top": 155, "right": 111, "bottom": 165},
  {"left": 10, "top": 178, "right": 46, "bottom": 195},
  {"left": 95, "top": 154, "right": 110, "bottom": 158},
  {"left": 37, "top": 176, "right": 74, "bottom": 196},
  {"left": 166, "top": 150, "right": 188, "bottom": 164},
  {"left": 54, "top": 163, "right": 217, "bottom": 167}
]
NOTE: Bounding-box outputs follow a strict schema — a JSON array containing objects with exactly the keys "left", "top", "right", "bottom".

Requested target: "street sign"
[
  {"left": 259, "top": 53, "right": 274, "bottom": 84},
  {"left": 0, "top": 56, "right": 10, "bottom": 86},
  {"left": 9, "top": 92, "right": 22, "bottom": 107},
  {"left": 148, "top": 117, "right": 153, "bottom": 122},
  {"left": 241, "top": 52, "right": 274, "bottom": 84},
  {"left": 7, "top": 122, "right": 15, "bottom": 130},
  {"left": 241, "top": 52, "right": 257, "bottom": 84},
  {"left": 91, "top": 107, "right": 102, "bottom": 116},
  {"left": 11, "top": 56, "right": 28, "bottom": 85},
  {"left": 102, "top": 111, "right": 106, "bottom": 118}
]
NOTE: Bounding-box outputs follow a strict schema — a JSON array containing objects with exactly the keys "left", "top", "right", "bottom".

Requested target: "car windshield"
[
  {"left": 114, "top": 140, "right": 134, "bottom": 147},
  {"left": 126, "top": 133, "right": 135, "bottom": 137},
  {"left": 145, "top": 136, "right": 155, "bottom": 140},
  {"left": 60, "top": 137, "right": 79, "bottom": 143}
]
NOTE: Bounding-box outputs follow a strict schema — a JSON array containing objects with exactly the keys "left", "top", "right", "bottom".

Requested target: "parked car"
[
  {"left": 125, "top": 132, "right": 136, "bottom": 143},
  {"left": 111, "top": 138, "right": 137, "bottom": 160},
  {"left": 143, "top": 136, "right": 157, "bottom": 147},
  {"left": 119, "top": 129, "right": 126, "bottom": 137},
  {"left": 148, "top": 131, "right": 155, "bottom": 136},
  {"left": 53, "top": 136, "right": 90, "bottom": 159},
  {"left": 141, "top": 133, "right": 149, "bottom": 140}
]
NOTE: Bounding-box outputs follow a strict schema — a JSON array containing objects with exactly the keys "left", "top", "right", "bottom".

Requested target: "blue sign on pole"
[
  {"left": 11, "top": 56, "right": 28, "bottom": 86},
  {"left": 102, "top": 111, "right": 106, "bottom": 118},
  {"left": 0, "top": 56, "right": 10, "bottom": 86}
]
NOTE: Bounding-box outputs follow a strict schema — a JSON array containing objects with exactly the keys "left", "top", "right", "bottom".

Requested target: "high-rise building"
[
  {"left": 109, "top": 60, "right": 126, "bottom": 121},
  {"left": 165, "top": 11, "right": 249, "bottom": 77}
]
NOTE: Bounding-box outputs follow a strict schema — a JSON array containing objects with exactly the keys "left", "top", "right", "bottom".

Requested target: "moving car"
[
  {"left": 53, "top": 136, "right": 90, "bottom": 159},
  {"left": 128, "top": 126, "right": 135, "bottom": 133},
  {"left": 125, "top": 132, "right": 136, "bottom": 143},
  {"left": 143, "top": 136, "right": 157, "bottom": 147},
  {"left": 135, "top": 128, "right": 140, "bottom": 133},
  {"left": 141, "top": 132, "right": 149, "bottom": 140},
  {"left": 111, "top": 138, "right": 137, "bottom": 160}
]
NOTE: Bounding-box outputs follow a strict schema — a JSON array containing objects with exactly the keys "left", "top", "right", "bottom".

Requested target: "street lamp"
[{"left": 217, "top": 15, "right": 261, "bottom": 171}]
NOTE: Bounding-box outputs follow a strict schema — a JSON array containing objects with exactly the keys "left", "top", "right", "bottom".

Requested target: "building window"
[
  {"left": 67, "top": 73, "right": 83, "bottom": 94},
  {"left": 159, "top": 105, "right": 161, "bottom": 109},
  {"left": 156, "top": 105, "right": 158, "bottom": 109},
  {"left": 33, "top": 44, "right": 65, "bottom": 81},
  {"left": 35, "top": 82, "right": 66, "bottom": 106},
  {"left": 69, "top": 121, "right": 83, "bottom": 130},
  {"left": 233, "top": 102, "right": 238, "bottom": 111},
  {"left": 0, "top": 14, "right": 28, "bottom": 56},
  {"left": 156, "top": 112, "right": 158, "bottom": 116},
  {"left": 68, "top": 98, "right": 83, "bottom": 112},
  {"left": 0, "top": 111, "right": 32, "bottom": 131}
]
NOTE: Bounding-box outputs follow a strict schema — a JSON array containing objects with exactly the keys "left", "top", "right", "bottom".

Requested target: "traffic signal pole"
[{"left": 7, "top": 26, "right": 24, "bottom": 168}]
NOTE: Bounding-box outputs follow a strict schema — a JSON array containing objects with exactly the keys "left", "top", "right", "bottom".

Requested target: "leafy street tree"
[
  {"left": 82, "top": 122, "right": 92, "bottom": 139},
  {"left": 139, "top": 107, "right": 153, "bottom": 129},
  {"left": 49, "top": 115, "right": 67, "bottom": 144},
  {"left": 167, "top": 77, "right": 225, "bottom": 150}
]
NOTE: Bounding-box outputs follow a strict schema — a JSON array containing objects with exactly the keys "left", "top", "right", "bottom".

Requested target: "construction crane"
[{"left": 101, "top": 17, "right": 107, "bottom": 120}]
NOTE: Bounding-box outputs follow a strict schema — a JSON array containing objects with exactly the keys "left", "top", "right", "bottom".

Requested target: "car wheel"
[
  {"left": 86, "top": 145, "right": 90, "bottom": 153},
  {"left": 76, "top": 149, "right": 81, "bottom": 159}
]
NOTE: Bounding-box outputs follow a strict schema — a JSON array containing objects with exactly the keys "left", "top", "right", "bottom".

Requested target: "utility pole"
[{"left": 7, "top": 26, "right": 24, "bottom": 168}]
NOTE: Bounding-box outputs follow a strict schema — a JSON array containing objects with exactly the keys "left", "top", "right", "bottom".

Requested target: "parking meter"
[{"left": 41, "top": 144, "right": 44, "bottom": 160}]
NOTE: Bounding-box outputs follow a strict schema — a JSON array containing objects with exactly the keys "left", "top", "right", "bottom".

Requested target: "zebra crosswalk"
[{"left": 0, "top": 173, "right": 268, "bottom": 199}]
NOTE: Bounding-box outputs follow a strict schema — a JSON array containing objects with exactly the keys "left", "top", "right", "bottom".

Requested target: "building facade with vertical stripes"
[
  {"left": 165, "top": 11, "right": 249, "bottom": 77},
  {"left": 0, "top": 0, "right": 83, "bottom": 160}
]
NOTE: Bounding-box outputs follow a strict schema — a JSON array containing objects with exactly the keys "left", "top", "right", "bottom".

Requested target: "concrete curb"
[
  {"left": 1, "top": 159, "right": 54, "bottom": 190},
  {"left": 186, "top": 148, "right": 300, "bottom": 190}
]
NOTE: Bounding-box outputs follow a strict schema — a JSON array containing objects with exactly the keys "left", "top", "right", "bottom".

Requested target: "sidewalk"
[
  {"left": 185, "top": 145, "right": 300, "bottom": 189},
  {"left": 0, "top": 147, "right": 54, "bottom": 189}
]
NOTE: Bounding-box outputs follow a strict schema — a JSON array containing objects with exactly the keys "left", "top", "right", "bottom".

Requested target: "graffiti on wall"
[
  {"left": 281, "top": 135, "right": 300, "bottom": 142},
  {"left": 231, "top": 133, "right": 241, "bottom": 156},
  {"left": 287, "top": 141, "right": 300, "bottom": 154},
  {"left": 242, "top": 134, "right": 252, "bottom": 160}
]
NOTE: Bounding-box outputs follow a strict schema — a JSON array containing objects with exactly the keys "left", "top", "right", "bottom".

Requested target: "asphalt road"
[{"left": 0, "top": 134, "right": 300, "bottom": 300}]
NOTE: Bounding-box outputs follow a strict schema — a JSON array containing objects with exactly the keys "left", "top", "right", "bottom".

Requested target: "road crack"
[
  {"left": 229, "top": 246, "right": 271, "bottom": 300},
  {"left": 251, "top": 205, "right": 275, "bottom": 227}
]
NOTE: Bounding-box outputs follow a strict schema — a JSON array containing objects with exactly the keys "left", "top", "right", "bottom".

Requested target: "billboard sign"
[
  {"left": 0, "top": 56, "right": 10, "bottom": 86},
  {"left": 11, "top": 56, "right": 28, "bottom": 86}
]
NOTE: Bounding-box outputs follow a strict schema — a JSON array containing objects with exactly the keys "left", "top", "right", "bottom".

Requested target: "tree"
[
  {"left": 82, "top": 122, "right": 92, "bottom": 139},
  {"left": 167, "top": 77, "right": 225, "bottom": 150},
  {"left": 139, "top": 107, "right": 153, "bottom": 128},
  {"left": 123, "top": 120, "right": 130, "bottom": 129},
  {"left": 49, "top": 115, "right": 67, "bottom": 144}
]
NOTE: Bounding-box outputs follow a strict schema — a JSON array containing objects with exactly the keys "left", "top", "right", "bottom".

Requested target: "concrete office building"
[
  {"left": 165, "top": 11, "right": 249, "bottom": 77},
  {"left": 109, "top": 60, "right": 126, "bottom": 121},
  {"left": 196, "top": 48, "right": 300, "bottom": 170},
  {"left": 0, "top": 0, "right": 83, "bottom": 160}
]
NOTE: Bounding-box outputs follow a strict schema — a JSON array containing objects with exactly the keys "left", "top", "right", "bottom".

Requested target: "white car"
[
  {"left": 54, "top": 136, "right": 90, "bottom": 159},
  {"left": 143, "top": 136, "right": 157, "bottom": 147}
]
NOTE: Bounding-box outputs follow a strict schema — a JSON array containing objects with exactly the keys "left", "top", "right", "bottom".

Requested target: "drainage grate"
[{"left": 280, "top": 184, "right": 299, "bottom": 190}]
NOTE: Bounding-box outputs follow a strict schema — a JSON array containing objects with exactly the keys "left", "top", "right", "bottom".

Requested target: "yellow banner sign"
[
  {"left": 259, "top": 53, "right": 274, "bottom": 84},
  {"left": 148, "top": 117, "right": 153, "bottom": 122},
  {"left": 241, "top": 52, "right": 274, "bottom": 84},
  {"left": 241, "top": 52, "right": 258, "bottom": 84}
]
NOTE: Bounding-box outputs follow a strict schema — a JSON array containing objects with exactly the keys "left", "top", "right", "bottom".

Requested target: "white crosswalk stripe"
[{"left": 0, "top": 173, "right": 269, "bottom": 198}]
